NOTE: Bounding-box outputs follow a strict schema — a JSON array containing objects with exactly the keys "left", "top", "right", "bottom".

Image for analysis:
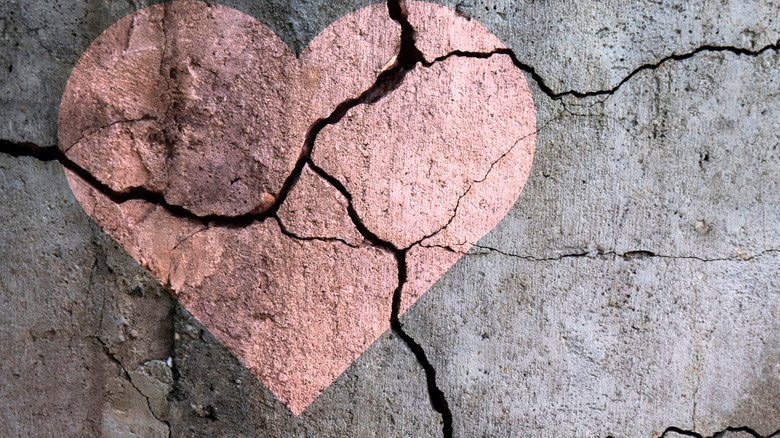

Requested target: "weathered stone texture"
[
  {"left": 401, "top": 47, "right": 780, "bottom": 437},
  {"left": 0, "top": 154, "right": 173, "bottom": 437},
  {"left": 1, "top": 0, "right": 779, "bottom": 436},
  {"left": 59, "top": 1, "right": 400, "bottom": 217},
  {"left": 167, "top": 305, "right": 441, "bottom": 437}
]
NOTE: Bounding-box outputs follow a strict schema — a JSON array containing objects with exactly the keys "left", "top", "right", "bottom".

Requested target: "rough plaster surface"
[{"left": 1, "top": 0, "right": 779, "bottom": 437}]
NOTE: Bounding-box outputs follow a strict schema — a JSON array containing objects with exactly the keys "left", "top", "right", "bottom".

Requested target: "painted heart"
[{"left": 58, "top": 0, "right": 535, "bottom": 415}]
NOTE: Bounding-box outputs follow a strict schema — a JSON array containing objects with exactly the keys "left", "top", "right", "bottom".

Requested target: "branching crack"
[
  {"left": 407, "top": 110, "right": 563, "bottom": 251},
  {"left": 431, "top": 40, "right": 780, "bottom": 101},
  {"left": 301, "top": 1, "right": 454, "bottom": 433},
  {"left": 93, "top": 335, "right": 172, "bottom": 437},
  {"left": 2, "top": 0, "right": 452, "bottom": 429},
  {"left": 10, "top": 4, "right": 776, "bottom": 435}
]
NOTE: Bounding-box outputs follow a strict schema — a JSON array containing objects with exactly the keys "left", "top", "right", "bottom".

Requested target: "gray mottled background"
[{"left": 1, "top": 0, "right": 778, "bottom": 436}]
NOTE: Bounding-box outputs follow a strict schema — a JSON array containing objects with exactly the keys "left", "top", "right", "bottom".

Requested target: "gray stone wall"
[{"left": 1, "top": 0, "right": 778, "bottom": 436}]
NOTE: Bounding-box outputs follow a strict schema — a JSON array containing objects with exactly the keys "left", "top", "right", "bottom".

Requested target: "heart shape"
[{"left": 58, "top": 0, "right": 535, "bottom": 415}]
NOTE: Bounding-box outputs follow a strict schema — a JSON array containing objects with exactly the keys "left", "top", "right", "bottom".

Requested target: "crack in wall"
[
  {"left": 0, "top": 139, "right": 59, "bottom": 160},
  {"left": 87, "top": 236, "right": 174, "bottom": 437},
  {"left": 273, "top": 214, "right": 360, "bottom": 248},
  {"left": 92, "top": 335, "right": 172, "bottom": 437},
  {"left": 657, "top": 425, "right": 780, "bottom": 438},
  {"left": 2, "top": 3, "right": 779, "bottom": 437},
  {"left": 4, "top": 39, "right": 778, "bottom": 189},
  {"left": 466, "top": 245, "right": 780, "bottom": 263},
  {"left": 305, "top": 1, "right": 455, "bottom": 434},
  {"left": 1, "top": 0, "right": 453, "bottom": 431},
  {"left": 418, "top": 39, "right": 780, "bottom": 104},
  {"left": 5, "top": 40, "right": 776, "bottom": 222},
  {"left": 407, "top": 109, "right": 564, "bottom": 251}
]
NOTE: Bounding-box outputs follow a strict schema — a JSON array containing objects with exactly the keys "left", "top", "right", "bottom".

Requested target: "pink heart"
[{"left": 58, "top": 0, "right": 535, "bottom": 415}]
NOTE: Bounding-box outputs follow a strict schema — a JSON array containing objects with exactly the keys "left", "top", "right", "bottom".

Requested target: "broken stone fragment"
[
  {"left": 127, "top": 359, "right": 174, "bottom": 420},
  {"left": 277, "top": 165, "right": 364, "bottom": 246},
  {"left": 103, "top": 363, "right": 169, "bottom": 437}
]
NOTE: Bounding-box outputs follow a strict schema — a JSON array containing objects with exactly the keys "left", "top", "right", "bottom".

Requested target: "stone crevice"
[
  {"left": 92, "top": 335, "right": 173, "bottom": 437},
  {"left": 300, "top": 1, "right": 454, "bottom": 434},
  {"left": 4, "top": 40, "right": 777, "bottom": 212},
  {"left": 305, "top": 158, "right": 454, "bottom": 434},
  {"left": 2, "top": 1, "right": 778, "bottom": 436},
  {"left": 0, "top": 139, "right": 59, "bottom": 160},
  {"left": 429, "top": 40, "right": 780, "bottom": 101},
  {"left": 0, "top": 144, "right": 780, "bottom": 262},
  {"left": 8, "top": 4, "right": 778, "bottom": 437},
  {"left": 657, "top": 425, "right": 780, "bottom": 438},
  {"left": 6, "top": 38, "right": 775, "bottom": 225},
  {"left": 0, "top": 0, "right": 455, "bottom": 428},
  {"left": 272, "top": 215, "right": 361, "bottom": 248}
]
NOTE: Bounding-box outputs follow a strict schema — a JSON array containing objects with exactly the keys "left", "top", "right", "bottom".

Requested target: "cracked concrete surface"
[
  {"left": 1, "top": 0, "right": 779, "bottom": 437},
  {"left": 53, "top": 0, "right": 536, "bottom": 418}
]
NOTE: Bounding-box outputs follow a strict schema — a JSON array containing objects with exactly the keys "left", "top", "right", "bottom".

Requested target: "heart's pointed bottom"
[
  {"left": 58, "top": 0, "right": 536, "bottom": 414},
  {"left": 65, "top": 167, "right": 399, "bottom": 415}
]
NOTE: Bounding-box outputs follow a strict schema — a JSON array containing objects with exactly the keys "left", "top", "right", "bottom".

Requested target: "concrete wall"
[{"left": 1, "top": 0, "right": 778, "bottom": 436}]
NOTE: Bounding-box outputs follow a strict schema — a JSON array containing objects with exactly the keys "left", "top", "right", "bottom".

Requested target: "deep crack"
[
  {"left": 302, "top": 1, "right": 454, "bottom": 433},
  {"left": 658, "top": 425, "right": 780, "bottom": 438},
  {"left": 0, "top": 139, "right": 59, "bottom": 160},
  {"left": 4, "top": 39, "right": 778, "bottom": 226},
  {"left": 5, "top": 4, "right": 777, "bottom": 436},
  {"left": 430, "top": 40, "right": 780, "bottom": 101},
  {"left": 0, "top": 0, "right": 454, "bottom": 429}
]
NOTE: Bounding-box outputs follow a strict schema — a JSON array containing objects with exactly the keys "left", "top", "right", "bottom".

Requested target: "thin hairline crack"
[
  {"left": 453, "top": 244, "right": 780, "bottom": 263},
  {"left": 404, "top": 108, "right": 564, "bottom": 253}
]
